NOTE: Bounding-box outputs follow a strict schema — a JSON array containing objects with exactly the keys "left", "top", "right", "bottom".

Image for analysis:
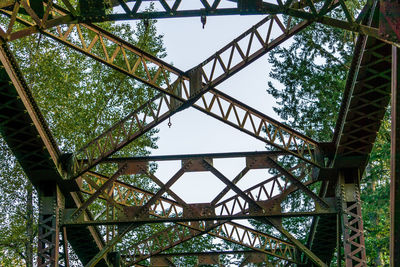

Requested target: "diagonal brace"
[
  {"left": 202, "top": 159, "right": 327, "bottom": 266},
  {"left": 265, "top": 157, "right": 330, "bottom": 209},
  {"left": 71, "top": 163, "right": 127, "bottom": 220}
]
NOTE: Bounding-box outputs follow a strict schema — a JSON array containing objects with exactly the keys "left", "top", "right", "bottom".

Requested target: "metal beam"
[
  {"left": 70, "top": 164, "right": 128, "bottom": 221},
  {"left": 307, "top": 3, "right": 378, "bottom": 264},
  {"left": 63, "top": 211, "right": 336, "bottom": 226},
  {"left": 93, "top": 150, "right": 305, "bottom": 163},
  {"left": 24, "top": 13, "right": 312, "bottom": 177},
  {"left": 209, "top": 161, "right": 326, "bottom": 265},
  {"left": 333, "top": 3, "right": 391, "bottom": 167},
  {"left": 0, "top": 4, "right": 320, "bottom": 174},
  {"left": 74, "top": 161, "right": 327, "bottom": 224},
  {"left": 38, "top": 183, "right": 63, "bottom": 267},
  {"left": 337, "top": 170, "right": 366, "bottom": 266},
  {"left": 195, "top": 89, "right": 321, "bottom": 167},
  {"left": 0, "top": 1, "right": 73, "bottom": 42},
  {"left": 122, "top": 220, "right": 298, "bottom": 265},
  {"left": 142, "top": 250, "right": 279, "bottom": 267},
  {"left": 0, "top": 43, "right": 61, "bottom": 170},
  {"left": 0, "top": 41, "right": 108, "bottom": 266},
  {"left": 125, "top": 249, "right": 277, "bottom": 257},
  {"left": 0, "top": 1, "right": 390, "bottom": 266},
  {"left": 391, "top": 45, "right": 400, "bottom": 267},
  {"left": 201, "top": 160, "right": 327, "bottom": 266},
  {"left": 266, "top": 157, "right": 330, "bottom": 209},
  {"left": 0, "top": 1, "right": 397, "bottom": 44},
  {"left": 75, "top": 162, "right": 323, "bottom": 265}
]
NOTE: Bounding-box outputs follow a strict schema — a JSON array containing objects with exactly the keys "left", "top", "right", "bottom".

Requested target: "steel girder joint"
[
  {"left": 38, "top": 183, "right": 64, "bottom": 267},
  {"left": 379, "top": 0, "right": 400, "bottom": 43},
  {"left": 336, "top": 168, "right": 367, "bottom": 266},
  {"left": 238, "top": 0, "right": 263, "bottom": 14}
]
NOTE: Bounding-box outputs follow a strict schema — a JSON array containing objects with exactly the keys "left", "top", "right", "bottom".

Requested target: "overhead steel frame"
[{"left": 0, "top": 0, "right": 398, "bottom": 266}]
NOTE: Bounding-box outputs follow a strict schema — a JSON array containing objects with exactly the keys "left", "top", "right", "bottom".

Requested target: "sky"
[
  {"left": 133, "top": 14, "right": 291, "bottom": 204},
  {"left": 152, "top": 14, "right": 280, "bottom": 154}
]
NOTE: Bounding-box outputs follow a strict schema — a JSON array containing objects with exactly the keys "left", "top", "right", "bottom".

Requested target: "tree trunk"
[
  {"left": 26, "top": 182, "right": 33, "bottom": 267},
  {"left": 369, "top": 179, "right": 383, "bottom": 266}
]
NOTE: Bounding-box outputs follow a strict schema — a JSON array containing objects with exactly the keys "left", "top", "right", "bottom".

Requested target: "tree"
[
  {"left": 265, "top": 7, "right": 390, "bottom": 266},
  {"left": 0, "top": 139, "right": 34, "bottom": 266},
  {"left": 0, "top": 15, "right": 168, "bottom": 266},
  {"left": 361, "top": 113, "right": 391, "bottom": 266},
  {"left": 266, "top": 21, "right": 352, "bottom": 141}
]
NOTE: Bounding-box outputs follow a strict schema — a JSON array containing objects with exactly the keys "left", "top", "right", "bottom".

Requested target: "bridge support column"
[
  {"left": 337, "top": 169, "right": 366, "bottom": 266},
  {"left": 392, "top": 45, "right": 400, "bottom": 267},
  {"left": 37, "top": 183, "right": 64, "bottom": 267}
]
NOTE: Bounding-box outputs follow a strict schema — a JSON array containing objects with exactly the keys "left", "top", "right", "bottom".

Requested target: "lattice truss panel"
[
  {"left": 0, "top": 3, "right": 324, "bottom": 176},
  {"left": 61, "top": 152, "right": 335, "bottom": 266},
  {"left": 0, "top": 0, "right": 392, "bottom": 266},
  {"left": 120, "top": 222, "right": 296, "bottom": 266},
  {"left": 147, "top": 251, "right": 290, "bottom": 267},
  {"left": 74, "top": 157, "right": 331, "bottom": 223},
  {"left": 0, "top": 0, "right": 388, "bottom": 176},
  {"left": 0, "top": 0, "right": 385, "bottom": 41}
]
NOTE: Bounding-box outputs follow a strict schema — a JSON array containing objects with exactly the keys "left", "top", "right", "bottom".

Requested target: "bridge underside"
[{"left": 0, "top": 0, "right": 399, "bottom": 266}]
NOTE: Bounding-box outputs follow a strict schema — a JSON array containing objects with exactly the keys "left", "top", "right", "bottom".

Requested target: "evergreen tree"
[{"left": 265, "top": 10, "right": 390, "bottom": 267}]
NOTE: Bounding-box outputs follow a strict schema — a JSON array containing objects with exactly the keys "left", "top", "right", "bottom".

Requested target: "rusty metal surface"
[
  {"left": 334, "top": 37, "right": 391, "bottom": 168},
  {"left": 391, "top": 46, "right": 400, "bottom": 267},
  {"left": 0, "top": 43, "right": 61, "bottom": 170},
  {"left": 133, "top": 251, "right": 288, "bottom": 266},
  {"left": 380, "top": 1, "right": 400, "bottom": 43},
  {"left": 338, "top": 171, "right": 367, "bottom": 266},
  {"left": 0, "top": 1, "right": 396, "bottom": 266},
  {"left": 0, "top": 7, "right": 317, "bottom": 178},
  {"left": 69, "top": 152, "right": 328, "bottom": 265},
  {"left": 48, "top": 14, "right": 314, "bottom": 177},
  {"left": 1, "top": 0, "right": 394, "bottom": 44},
  {"left": 310, "top": 4, "right": 382, "bottom": 265},
  {"left": 0, "top": 42, "right": 108, "bottom": 266},
  {"left": 333, "top": 1, "right": 391, "bottom": 170},
  {"left": 0, "top": 1, "right": 73, "bottom": 42},
  {"left": 71, "top": 156, "right": 330, "bottom": 224},
  {"left": 0, "top": 3, "right": 341, "bottom": 171},
  {"left": 122, "top": 221, "right": 297, "bottom": 265},
  {"left": 38, "top": 185, "right": 61, "bottom": 267}
]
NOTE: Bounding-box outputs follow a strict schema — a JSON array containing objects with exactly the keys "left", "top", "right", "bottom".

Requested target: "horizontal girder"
[
  {"left": 0, "top": 1, "right": 390, "bottom": 266},
  {"left": 0, "top": 0, "right": 396, "bottom": 44},
  {"left": 0, "top": 43, "right": 109, "bottom": 266},
  {"left": 68, "top": 155, "right": 333, "bottom": 224}
]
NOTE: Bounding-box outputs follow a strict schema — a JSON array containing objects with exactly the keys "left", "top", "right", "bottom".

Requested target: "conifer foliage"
[{"left": 266, "top": 14, "right": 390, "bottom": 267}]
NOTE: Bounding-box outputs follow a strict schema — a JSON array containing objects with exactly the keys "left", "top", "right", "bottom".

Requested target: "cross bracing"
[{"left": 0, "top": 0, "right": 399, "bottom": 266}]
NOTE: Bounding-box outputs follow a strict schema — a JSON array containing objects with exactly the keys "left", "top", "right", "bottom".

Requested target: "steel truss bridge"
[{"left": 0, "top": 0, "right": 399, "bottom": 266}]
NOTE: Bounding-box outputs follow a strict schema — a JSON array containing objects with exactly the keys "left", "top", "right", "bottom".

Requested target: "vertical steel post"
[
  {"left": 379, "top": 1, "right": 400, "bottom": 43},
  {"left": 391, "top": 46, "right": 400, "bottom": 267},
  {"left": 337, "top": 212, "right": 342, "bottom": 267},
  {"left": 337, "top": 169, "right": 366, "bottom": 266},
  {"left": 108, "top": 251, "right": 121, "bottom": 267},
  {"left": 61, "top": 227, "right": 70, "bottom": 267},
  {"left": 37, "top": 183, "right": 64, "bottom": 267}
]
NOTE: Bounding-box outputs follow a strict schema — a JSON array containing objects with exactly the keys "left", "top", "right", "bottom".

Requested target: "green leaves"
[
  {"left": 266, "top": 10, "right": 390, "bottom": 267},
  {"left": 267, "top": 22, "right": 351, "bottom": 141},
  {"left": 0, "top": 15, "right": 168, "bottom": 266}
]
